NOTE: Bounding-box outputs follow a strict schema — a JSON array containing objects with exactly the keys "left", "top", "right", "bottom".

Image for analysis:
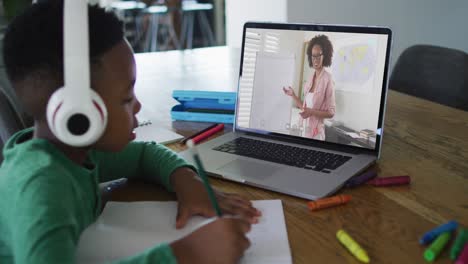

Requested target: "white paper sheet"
[{"left": 76, "top": 200, "right": 292, "bottom": 264}]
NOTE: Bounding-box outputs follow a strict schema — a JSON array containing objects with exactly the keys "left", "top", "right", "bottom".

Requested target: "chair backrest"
[
  {"left": 389, "top": 45, "right": 468, "bottom": 111},
  {"left": 1, "top": 26, "right": 33, "bottom": 164},
  {"left": 0, "top": 86, "right": 29, "bottom": 164}
]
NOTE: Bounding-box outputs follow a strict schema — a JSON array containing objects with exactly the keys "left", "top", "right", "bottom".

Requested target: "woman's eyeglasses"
[{"left": 311, "top": 53, "right": 323, "bottom": 60}]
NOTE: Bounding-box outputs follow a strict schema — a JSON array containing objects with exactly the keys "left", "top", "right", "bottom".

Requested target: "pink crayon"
[
  {"left": 367, "top": 175, "right": 410, "bottom": 186},
  {"left": 456, "top": 244, "right": 468, "bottom": 264}
]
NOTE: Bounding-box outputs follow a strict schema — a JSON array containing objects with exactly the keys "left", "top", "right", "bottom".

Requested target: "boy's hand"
[
  {"left": 170, "top": 217, "right": 251, "bottom": 264},
  {"left": 170, "top": 168, "right": 262, "bottom": 229}
]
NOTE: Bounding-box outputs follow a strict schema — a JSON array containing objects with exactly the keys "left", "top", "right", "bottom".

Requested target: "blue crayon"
[
  {"left": 345, "top": 170, "right": 377, "bottom": 188},
  {"left": 419, "top": 220, "right": 458, "bottom": 245}
]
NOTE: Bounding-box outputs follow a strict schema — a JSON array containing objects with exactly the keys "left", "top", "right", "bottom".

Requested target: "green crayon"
[
  {"left": 450, "top": 228, "right": 468, "bottom": 260},
  {"left": 424, "top": 232, "right": 451, "bottom": 262}
]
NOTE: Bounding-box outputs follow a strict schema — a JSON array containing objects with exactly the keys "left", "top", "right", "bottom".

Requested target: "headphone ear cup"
[
  {"left": 46, "top": 87, "right": 108, "bottom": 146},
  {"left": 89, "top": 89, "right": 108, "bottom": 131},
  {"left": 46, "top": 87, "right": 66, "bottom": 138}
]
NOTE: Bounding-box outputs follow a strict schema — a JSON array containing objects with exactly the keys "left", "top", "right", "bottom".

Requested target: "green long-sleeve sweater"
[{"left": 0, "top": 128, "right": 193, "bottom": 263}]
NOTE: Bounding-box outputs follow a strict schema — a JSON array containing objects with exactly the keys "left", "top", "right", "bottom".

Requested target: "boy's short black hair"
[
  {"left": 2, "top": 1, "right": 124, "bottom": 118},
  {"left": 306, "top": 34, "right": 334, "bottom": 67}
]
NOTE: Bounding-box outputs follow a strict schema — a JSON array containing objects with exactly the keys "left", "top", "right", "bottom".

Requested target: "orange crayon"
[{"left": 307, "top": 194, "right": 352, "bottom": 211}]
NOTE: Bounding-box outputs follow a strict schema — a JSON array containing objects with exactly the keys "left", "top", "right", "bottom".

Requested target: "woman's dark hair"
[{"left": 306, "top": 35, "right": 333, "bottom": 67}]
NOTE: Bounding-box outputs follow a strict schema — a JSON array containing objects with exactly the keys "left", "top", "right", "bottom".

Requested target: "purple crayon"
[
  {"left": 367, "top": 175, "right": 411, "bottom": 186},
  {"left": 345, "top": 170, "right": 378, "bottom": 188}
]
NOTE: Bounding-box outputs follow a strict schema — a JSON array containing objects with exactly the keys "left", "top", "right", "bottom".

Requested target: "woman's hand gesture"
[{"left": 282, "top": 86, "right": 295, "bottom": 97}]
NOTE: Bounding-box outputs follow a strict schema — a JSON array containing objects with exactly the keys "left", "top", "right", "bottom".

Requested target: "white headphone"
[{"left": 46, "top": 0, "right": 108, "bottom": 147}]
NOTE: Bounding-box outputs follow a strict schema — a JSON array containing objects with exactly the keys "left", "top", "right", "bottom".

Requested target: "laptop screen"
[{"left": 235, "top": 23, "right": 391, "bottom": 151}]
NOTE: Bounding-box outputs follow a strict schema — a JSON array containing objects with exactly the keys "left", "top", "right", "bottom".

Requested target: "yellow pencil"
[{"left": 336, "top": 229, "right": 370, "bottom": 263}]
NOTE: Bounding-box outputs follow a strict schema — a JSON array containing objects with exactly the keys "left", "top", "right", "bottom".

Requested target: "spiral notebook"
[{"left": 134, "top": 120, "right": 184, "bottom": 145}]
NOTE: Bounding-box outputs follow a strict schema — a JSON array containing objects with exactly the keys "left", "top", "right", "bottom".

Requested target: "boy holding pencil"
[{"left": 0, "top": 2, "right": 260, "bottom": 263}]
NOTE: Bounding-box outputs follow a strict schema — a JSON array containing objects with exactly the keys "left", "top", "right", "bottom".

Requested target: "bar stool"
[
  {"left": 180, "top": 1, "right": 215, "bottom": 49},
  {"left": 143, "top": 5, "right": 181, "bottom": 51},
  {"left": 109, "top": 1, "right": 147, "bottom": 52}
]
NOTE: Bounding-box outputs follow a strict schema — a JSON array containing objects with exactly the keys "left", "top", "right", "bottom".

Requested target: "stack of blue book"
[{"left": 171, "top": 90, "right": 236, "bottom": 123}]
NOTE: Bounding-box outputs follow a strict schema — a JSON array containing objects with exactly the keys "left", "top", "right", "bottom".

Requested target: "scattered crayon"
[
  {"left": 191, "top": 123, "right": 224, "bottom": 144},
  {"left": 455, "top": 244, "right": 468, "bottom": 264},
  {"left": 345, "top": 170, "right": 378, "bottom": 188},
  {"left": 180, "top": 123, "right": 219, "bottom": 144},
  {"left": 307, "top": 194, "right": 352, "bottom": 211},
  {"left": 424, "top": 232, "right": 452, "bottom": 262},
  {"left": 451, "top": 229, "right": 468, "bottom": 260},
  {"left": 420, "top": 220, "right": 458, "bottom": 245},
  {"left": 366, "top": 175, "right": 410, "bottom": 186},
  {"left": 336, "top": 229, "right": 370, "bottom": 263}
]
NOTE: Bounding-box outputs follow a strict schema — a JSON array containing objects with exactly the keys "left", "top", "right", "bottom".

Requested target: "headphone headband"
[
  {"left": 46, "top": 0, "right": 108, "bottom": 147},
  {"left": 64, "top": 0, "right": 90, "bottom": 98}
]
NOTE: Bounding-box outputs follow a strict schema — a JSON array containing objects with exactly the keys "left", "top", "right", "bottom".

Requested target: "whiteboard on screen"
[{"left": 249, "top": 52, "right": 296, "bottom": 134}]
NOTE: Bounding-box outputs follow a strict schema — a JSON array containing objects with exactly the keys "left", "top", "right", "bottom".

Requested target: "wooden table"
[{"left": 113, "top": 46, "right": 468, "bottom": 263}]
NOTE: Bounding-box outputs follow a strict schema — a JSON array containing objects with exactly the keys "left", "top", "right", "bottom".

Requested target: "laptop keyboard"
[{"left": 212, "top": 137, "right": 352, "bottom": 173}]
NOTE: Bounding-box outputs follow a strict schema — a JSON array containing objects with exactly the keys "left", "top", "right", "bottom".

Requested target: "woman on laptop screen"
[{"left": 283, "top": 34, "right": 336, "bottom": 140}]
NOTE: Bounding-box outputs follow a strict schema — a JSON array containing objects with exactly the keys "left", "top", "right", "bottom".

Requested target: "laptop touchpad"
[{"left": 217, "top": 159, "right": 277, "bottom": 180}]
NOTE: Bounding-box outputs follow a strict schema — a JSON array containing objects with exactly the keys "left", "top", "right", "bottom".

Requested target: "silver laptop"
[{"left": 180, "top": 22, "right": 392, "bottom": 200}]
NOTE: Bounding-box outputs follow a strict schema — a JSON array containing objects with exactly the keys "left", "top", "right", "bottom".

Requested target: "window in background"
[{"left": 237, "top": 30, "right": 280, "bottom": 128}]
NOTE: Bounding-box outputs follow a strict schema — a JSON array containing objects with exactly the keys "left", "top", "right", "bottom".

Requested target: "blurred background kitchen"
[{"left": 99, "top": 0, "right": 223, "bottom": 53}]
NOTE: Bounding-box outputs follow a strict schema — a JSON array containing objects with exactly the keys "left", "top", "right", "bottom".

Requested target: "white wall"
[
  {"left": 227, "top": 1, "right": 468, "bottom": 71},
  {"left": 225, "top": 0, "right": 287, "bottom": 48},
  {"left": 287, "top": 0, "right": 468, "bottom": 72}
]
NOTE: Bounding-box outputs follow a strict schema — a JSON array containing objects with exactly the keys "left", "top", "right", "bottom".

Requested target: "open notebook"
[
  {"left": 76, "top": 200, "right": 292, "bottom": 264},
  {"left": 134, "top": 120, "right": 183, "bottom": 145}
]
